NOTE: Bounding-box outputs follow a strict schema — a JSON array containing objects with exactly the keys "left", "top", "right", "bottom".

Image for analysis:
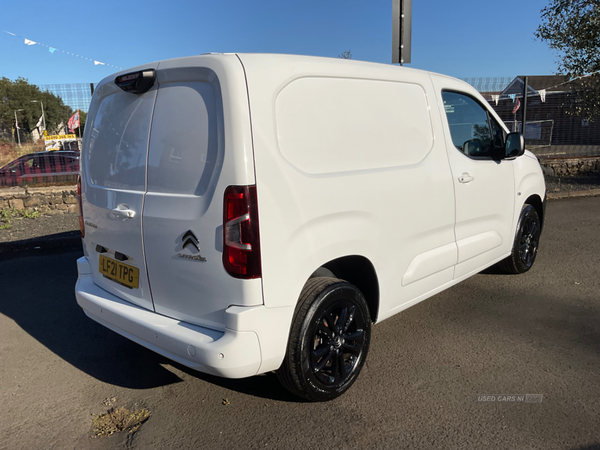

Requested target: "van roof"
[{"left": 96, "top": 53, "right": 475, "bottom": 93}]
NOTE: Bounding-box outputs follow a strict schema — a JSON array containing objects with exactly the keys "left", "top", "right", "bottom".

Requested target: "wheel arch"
[
  {"left": 524, "top": 194, "right": 545, "bottom": 230},
  {"left": 309, "top": 255, "right": 380, "bottom": 323}
]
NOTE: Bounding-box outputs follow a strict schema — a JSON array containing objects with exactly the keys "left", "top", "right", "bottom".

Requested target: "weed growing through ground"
[
  {"left": 0, "top": 208, "right": 41, "bottom": 229},
  {"left": 92, "top": 406, "right": 151, "bottom": 437}
]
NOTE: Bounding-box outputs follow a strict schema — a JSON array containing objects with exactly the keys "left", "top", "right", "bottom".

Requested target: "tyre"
[
  {"left": 277, "top": 277, "right": 371, "bottom": 401},
  {"left": 499, "top": 204, "right": 541, "bottom": 274}
]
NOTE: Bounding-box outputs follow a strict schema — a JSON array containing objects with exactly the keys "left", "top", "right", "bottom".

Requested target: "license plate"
[{"left": 99, "top": 254, "right": 140, "bottom": 289}]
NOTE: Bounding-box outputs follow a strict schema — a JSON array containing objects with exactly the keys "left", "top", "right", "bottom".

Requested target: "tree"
[
  {"left": 0, "top": 77, "right": 73, "bottom": 142},
  {"left": 338, "top": 50, "right": 352, "bottom": 60},
  {"left": 535, "top": 0, "right": 600, "bottom": 119}
]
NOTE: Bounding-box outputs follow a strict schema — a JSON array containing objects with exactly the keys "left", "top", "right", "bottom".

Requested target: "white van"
[{"left": 75, "top": 54, "right": 546, "bottom": 401}]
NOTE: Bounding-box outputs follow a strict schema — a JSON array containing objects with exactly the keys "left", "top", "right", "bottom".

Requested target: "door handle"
[
  {"left": 458, "top": 173, "right": 474, "bottom": 184},
  {"left": 110, "top": 204, "right": 136, "bottom": 220}
]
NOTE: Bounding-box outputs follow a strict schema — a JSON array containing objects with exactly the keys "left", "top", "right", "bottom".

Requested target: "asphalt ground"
[{"left": 0, "top": 196, "right": 599, "bottom": 450}]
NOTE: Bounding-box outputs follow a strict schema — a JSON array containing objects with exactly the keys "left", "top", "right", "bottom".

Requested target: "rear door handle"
[
  {"left": 458, "top": 173, "right": 474, "bottom": 184},
  {"left": 110, "top": 204, "right": 136, "bottom": 220}
]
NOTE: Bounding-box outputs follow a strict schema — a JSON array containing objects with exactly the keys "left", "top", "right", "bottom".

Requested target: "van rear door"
[
  {"left": 80, "top": 65, "right": 158, "bottom": 310},
  {"left": 142, "top": 58, "right": 261, "bottom": 331}
]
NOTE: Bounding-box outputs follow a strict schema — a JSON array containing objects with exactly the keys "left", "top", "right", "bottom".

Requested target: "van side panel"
[
  {"left": 276, "top": 77, "right": 433, "bottom": 174},
  {"left": 238, "top": 55, "right": 457, "bottom": 324}
]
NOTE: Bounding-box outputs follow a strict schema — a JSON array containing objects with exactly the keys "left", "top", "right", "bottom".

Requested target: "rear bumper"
[{"left": 75, "top": 256, "right": 292, "bottom": 379}]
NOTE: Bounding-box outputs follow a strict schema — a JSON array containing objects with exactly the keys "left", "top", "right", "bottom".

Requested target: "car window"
[
  {"left": 35, "top": 156, "right": 47, "bottom": 171},
  {"left": 6, "top": 159, "right": 24, "bottom": 172},
  {"left": 442, "top": 91, "right": 504, "bottom": 159},
  {"left": 23, "top": 157, "right": 35, "bottom": 169},
  {"left": 55, "top": 156, "right": 78, "bottom": 172}
]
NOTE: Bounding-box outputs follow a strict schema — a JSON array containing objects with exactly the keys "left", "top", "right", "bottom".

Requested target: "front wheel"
[
  {"left": 277, "top": 277, "right": 371, "bottom": 402},
  {"left": 499, "top": 204, "right": 542, "bottom": 274}
]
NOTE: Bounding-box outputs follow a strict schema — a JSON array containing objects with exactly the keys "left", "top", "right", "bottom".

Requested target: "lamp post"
[
  {"left": 30, "top": 100, "right": 46, "bottom": 133},
  {"left": 14, "top": 109, "right": 24, "bottom": 147}
]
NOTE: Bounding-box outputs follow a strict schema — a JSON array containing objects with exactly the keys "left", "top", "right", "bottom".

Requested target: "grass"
[
  {"left": 0, "top": 208, "right": 41, "bottom": 230},
  {"left": 92, "top": 406, "right": 151, "bottom": 437}
]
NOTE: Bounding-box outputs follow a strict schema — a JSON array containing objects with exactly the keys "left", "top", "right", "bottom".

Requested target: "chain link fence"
[{"left": 38, "top": 83, "right": 96, "bottom": 112}]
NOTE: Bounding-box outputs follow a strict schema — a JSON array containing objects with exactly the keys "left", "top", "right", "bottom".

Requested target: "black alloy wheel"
[
  {"left": 309, "top": 297, "right": 367, "bottom": 388},
  {"left": 518, "top": 207, "right": 541, "bottom": 270},
  {"left": 277, "top": 277, "right": 371, "bottom": 401},
  {"left": 499, "top": 204, "right": 542, "bottom": 274}
]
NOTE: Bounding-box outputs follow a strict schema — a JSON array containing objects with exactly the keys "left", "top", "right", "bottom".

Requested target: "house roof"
[
  {"left": 518, "top": 75, "right": 571, "bottom": 91},
  {"left": 502, "top": 75, "right": 572, "bottom": 96}
]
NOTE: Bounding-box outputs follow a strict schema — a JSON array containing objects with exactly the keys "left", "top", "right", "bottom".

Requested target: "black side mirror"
[{"left": 505, "top": 132, "right": 525, "bottom": 158}]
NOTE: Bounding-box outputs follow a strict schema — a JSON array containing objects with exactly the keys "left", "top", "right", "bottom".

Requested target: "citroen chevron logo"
[
  {"left": 178, "top": 230, "right": 206, "bottom": 262},
  {"left": 182, "top": 230, "right": 200, "bottom": 252}
]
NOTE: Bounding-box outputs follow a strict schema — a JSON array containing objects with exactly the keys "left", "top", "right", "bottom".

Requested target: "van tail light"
[
  {"left": 77, "top": 175, "right": 85, "bottom": 238},
  {"left": 223, "top": 185, "right": 261, "bottom": 279}
]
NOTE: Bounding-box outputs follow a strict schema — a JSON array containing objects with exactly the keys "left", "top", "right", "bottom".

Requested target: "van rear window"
[
  {"left": 146, "top": 81, "right": 221, "bottom": 195},
  {"left": 86, "top": 90, "right": 156, "bottom": 191}
]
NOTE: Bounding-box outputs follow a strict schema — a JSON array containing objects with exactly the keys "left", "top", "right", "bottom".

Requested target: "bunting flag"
[
  {"left": 3, "top": 30, "right": 122, "bottom": 69},
  {"left": 539, "top": 89, "right": 547, "bottom": 103},
  {"left": 512, "top": 98, "right": 521, "bottom": 114},
  {"left": 491, "top": 94, "right": 500, "bottom": 105},
  {"left": 509, "top": 94, "right": 516, "bottom": 102}
]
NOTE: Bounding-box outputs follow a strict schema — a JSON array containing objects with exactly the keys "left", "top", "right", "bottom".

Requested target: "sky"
[{"left": 0, "top": 0, "right": 559, "bottom": 87}]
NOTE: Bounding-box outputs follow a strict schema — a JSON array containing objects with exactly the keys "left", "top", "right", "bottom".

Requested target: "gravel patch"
[{"left": 0, "top": 213, "right": 79, "bottom": 243}]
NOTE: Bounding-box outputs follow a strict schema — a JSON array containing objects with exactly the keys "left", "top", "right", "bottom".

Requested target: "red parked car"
[{"left": 0, "top": 151, "right": 80, "bottom": 188}]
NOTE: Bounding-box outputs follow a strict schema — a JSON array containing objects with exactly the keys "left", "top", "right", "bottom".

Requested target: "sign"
[{"left": 44, "top": 134, "right": 76, "bottom": 141}]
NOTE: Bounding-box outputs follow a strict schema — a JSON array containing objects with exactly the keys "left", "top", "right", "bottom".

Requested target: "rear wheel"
[
  {"left": 277, "top": 277, "right": 371, "bottom": 401},
  {"left": 499, "top": 204, "right": 541, "bottom": 274}
]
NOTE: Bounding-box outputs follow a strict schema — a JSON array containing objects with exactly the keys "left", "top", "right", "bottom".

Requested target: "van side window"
[{"left": 442, "top": 91, "right": 504, "bottom": 159}]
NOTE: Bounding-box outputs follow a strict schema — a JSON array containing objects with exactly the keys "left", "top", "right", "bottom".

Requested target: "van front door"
[{"left": 439, "top": 90, "right": 515, "bottom": 278}]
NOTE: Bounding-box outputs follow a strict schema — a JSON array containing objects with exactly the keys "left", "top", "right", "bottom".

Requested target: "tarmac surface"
[{"left": 0, "top": 196, "right": 599, "bottom": 449}]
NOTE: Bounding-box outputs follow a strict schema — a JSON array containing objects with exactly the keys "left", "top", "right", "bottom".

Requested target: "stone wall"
[
  {"left": 0, "top": 186, "right": 78, "bottom": 215},
  {"left": 540, "top": 156, "right": 600, "bottom": 177}
]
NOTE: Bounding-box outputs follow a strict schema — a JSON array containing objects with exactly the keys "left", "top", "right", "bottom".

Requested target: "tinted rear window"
[
  {"left": 147, "top": 81, "right": 220, "bottom": 195},
  {"left": 86, "top": 89, "right": 156, "bottom": 190}
]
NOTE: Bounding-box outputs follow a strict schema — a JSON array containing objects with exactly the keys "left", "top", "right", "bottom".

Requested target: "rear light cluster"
[
  {"left": 223, "top": 185, "right": 261, "bottom": 279},
  {"left": 77, "top": 175, "right": 85, "bottom": 238}
]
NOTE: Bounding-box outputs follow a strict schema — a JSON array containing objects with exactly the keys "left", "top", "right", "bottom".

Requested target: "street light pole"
[
  {"left": 31, "top": 100, "right": 46, "bottom": 133},
  {"left": 14, "top": 109, "right": 24, "bottom": 147}
]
